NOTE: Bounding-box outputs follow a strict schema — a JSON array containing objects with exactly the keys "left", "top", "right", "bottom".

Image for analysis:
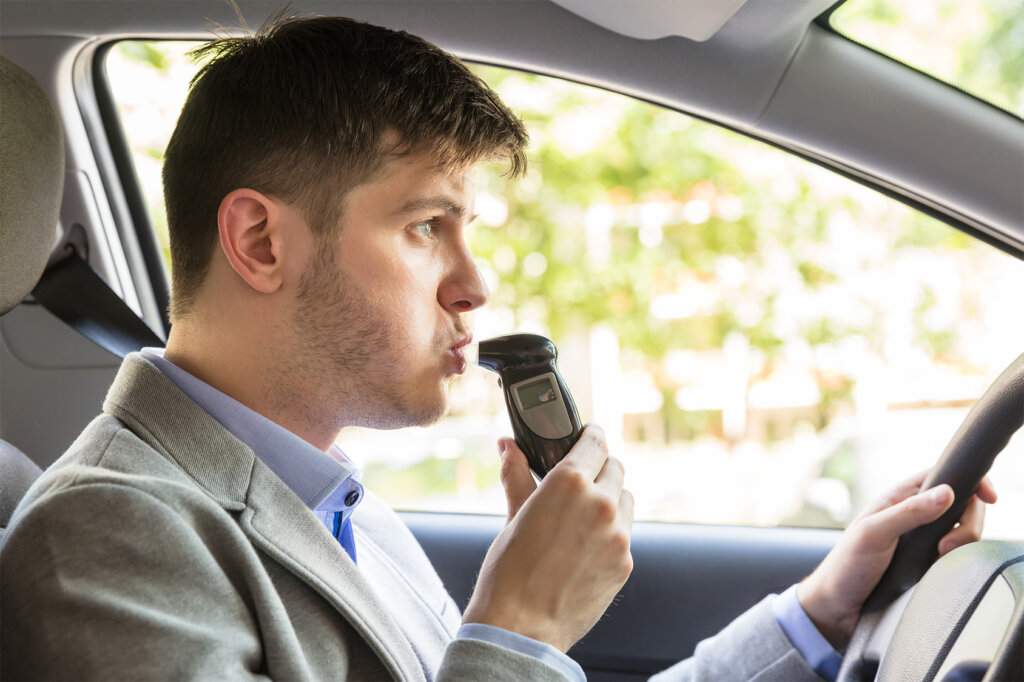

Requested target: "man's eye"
[{"left": 411, "top": 220, "right": 435, "bottom": 239}]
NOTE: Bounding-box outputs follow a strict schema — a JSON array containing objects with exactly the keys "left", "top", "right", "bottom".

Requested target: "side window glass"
[{"left": 107, "top": 44, "right": 1024, "bottom": 536}]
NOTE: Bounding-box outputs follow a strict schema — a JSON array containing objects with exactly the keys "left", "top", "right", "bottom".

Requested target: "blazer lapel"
[
  {"left": 103, "top": 354, "right": 425, "bottom": 682},
  {"left": 241, "top": 463, "right": 425, "bottom": 682}
]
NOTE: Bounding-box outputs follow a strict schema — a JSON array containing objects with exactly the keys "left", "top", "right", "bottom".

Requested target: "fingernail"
[
  {"left": 929, "top": 486, "right": 950, "bottom": 504},
  {"left": 497, "top": 440, "right": 508, "bottom": 457}
]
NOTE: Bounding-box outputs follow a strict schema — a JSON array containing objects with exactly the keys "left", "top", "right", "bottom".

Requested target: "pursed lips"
[{"left": 447, "top": 334, "right": 473, "bottom": 374}]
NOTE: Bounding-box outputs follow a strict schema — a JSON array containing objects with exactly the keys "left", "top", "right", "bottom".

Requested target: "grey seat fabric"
[
  {"left": 0, "top": 54, "right": 66, "bottom": 529},
  {"left": 0, "top": 55, "right": 64, "bottom": 315}
]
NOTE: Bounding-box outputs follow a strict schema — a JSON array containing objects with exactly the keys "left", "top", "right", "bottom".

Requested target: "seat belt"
[{"left": 31, "top": 251, "right": 165, "bottom": 359}]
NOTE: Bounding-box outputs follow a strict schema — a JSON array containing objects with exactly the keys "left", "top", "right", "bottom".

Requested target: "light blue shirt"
[
  {"left": 141, "top": 349, "right": 364, "bottom": 534},
  {"left": 141, "top": 348, "right": 584, "bottom": 682},
  {"left": 773, "top": 585, "right": 843, "bottom": 680}
]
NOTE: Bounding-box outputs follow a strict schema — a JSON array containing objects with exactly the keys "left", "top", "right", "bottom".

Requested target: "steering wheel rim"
[{"left": 836, "top": 352, "right": 1024, "bottom": 682}]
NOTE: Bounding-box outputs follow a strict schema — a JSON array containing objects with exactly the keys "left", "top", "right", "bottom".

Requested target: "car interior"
[{"left": 1, "top": 0, "right": 1022, "bottom": 679}]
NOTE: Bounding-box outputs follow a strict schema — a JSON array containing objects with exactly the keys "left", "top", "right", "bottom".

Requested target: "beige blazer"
[{"left": 0, "top": 354, "right": 569, "bottom": 681}]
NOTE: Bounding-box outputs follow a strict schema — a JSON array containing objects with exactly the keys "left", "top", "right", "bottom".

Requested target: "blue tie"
[{"left": 333, "top": 512, "right": 357, "bottom": 563}]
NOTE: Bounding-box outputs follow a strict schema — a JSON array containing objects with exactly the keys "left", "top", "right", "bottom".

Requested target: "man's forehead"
[{"left": 356, "top": 152, "right": 478, "bottom": 211}]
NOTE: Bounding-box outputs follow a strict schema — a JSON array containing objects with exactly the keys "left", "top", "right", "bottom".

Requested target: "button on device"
[{"left": 345, "top": 490, "right": 361, "bottom": 507}]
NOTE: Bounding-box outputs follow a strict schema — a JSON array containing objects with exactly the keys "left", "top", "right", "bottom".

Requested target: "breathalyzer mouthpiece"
[{"left": 476, "top": 333, "right": 558, "bottom": 372}]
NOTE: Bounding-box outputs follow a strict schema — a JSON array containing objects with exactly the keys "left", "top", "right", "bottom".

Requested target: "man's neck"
[{"left": 164, "top": 325, "right": 341, "bottom": 453}]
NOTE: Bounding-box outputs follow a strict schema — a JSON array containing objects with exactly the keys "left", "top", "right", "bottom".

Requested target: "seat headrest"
[{"left": 0, "top": 55, "right": 65, "bottom": 316}]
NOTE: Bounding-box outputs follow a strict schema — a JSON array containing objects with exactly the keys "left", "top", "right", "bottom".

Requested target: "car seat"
[{"left": 0, "top": 55, "right": 64, "bottom": 536}]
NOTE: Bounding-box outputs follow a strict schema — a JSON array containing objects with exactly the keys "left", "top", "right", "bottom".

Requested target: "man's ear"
[{"left": 217, "top": 189, "right": 285, "bottom": 294}]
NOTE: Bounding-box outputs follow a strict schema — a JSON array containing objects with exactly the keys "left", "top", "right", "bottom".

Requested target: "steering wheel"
[{"left": 835, "top": 352, "right": 1024, "bottom": 681}]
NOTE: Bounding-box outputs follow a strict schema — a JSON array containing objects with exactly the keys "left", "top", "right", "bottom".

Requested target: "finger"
[
  {"left": 594, "top": 456, "right": 625, "bottom": 498},
  {"left": 560, "top": 423, "right": 609, "bottom": 480},
  {"left": 938, "top": 495, "right": 986, "bottom": 556},
  {"left": 858, "top": 484, "right": 954, "bottom": 551},
  {"left": 498, "top": 438, "right": 537, "bottom": 521},
  {"left": 976, "top": 475, "right": 997, "bottom": 504}
]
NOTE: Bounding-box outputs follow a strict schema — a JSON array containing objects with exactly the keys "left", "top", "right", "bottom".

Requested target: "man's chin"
[
  {"left": 357, "top": 391, "right": 449, "bottom": 430},
  {"left": 409, "top": 392, "right": 450, "bottom": 428}
]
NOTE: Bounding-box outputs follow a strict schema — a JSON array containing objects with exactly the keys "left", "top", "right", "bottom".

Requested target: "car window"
[
  {"left": 830, "top": 0, "right": 1024, "bottom": 117},
  {"left": 106, "top": 41, "right": 1024, "bottom": 538}
]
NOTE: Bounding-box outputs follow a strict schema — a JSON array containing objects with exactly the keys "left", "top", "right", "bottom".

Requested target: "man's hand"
[
  {"left": 462, "top": 424, "right": 635, "bottom": 652},
  {"left": 797, "top": 471, "right": 998, "bottom": 649}
]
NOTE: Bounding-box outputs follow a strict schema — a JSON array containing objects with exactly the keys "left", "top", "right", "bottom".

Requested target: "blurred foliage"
[
  {"left": 961, "top": 0, "right": 1024, "bottom": 114},
  {"left": 469, "top": 65, "right": 982, "bottom": 383},
  {"left": 362, "top": 454, "right": 501, "bottom": 502},
  {"left": 116, "top": 41, "right": 172, "bottom": 72},
  {"left": 475, "top": 66, "right": 740, "bottom": 358}
]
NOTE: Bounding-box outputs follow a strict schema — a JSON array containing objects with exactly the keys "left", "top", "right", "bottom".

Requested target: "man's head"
[
  {"left": 161, "top": 14, "right": 529, "bottom": 447},
  {"left": 163, "top": 14, "right": 527, "bottom": 321}
]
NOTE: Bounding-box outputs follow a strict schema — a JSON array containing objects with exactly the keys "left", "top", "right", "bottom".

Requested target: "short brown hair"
[{"left": 163, "top": 14, "right": 528, "bottom": 320}]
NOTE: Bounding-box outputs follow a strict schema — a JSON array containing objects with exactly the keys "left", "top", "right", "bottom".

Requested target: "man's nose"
[{"left": 439, "top": 247, "right": 490, "bottom": 313}]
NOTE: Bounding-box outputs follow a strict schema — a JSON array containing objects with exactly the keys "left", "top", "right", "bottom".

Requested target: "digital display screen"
[{"left": 517, "top": 377, "right": 557, "bottom": 410}]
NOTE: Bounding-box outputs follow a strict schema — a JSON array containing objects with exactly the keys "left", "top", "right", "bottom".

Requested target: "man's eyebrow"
[{"left": 398, "top": 196, "right": 468, "bottom": 218}]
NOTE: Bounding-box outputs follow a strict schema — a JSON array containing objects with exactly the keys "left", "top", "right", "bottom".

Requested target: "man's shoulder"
[
  {"left": 53, "top": 411, "right": 192, "bottom": 481},
  {"left": 17, "top": 352, "right": 258, "bottom": 516},
  {"left": 12, "top": 412, "right": 218, "bottom": 530}
]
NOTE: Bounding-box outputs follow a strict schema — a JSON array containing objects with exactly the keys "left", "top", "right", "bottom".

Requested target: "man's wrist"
[
  {"left": 462, "top": 598, "right": 567, "bottom": 652},
  {"left": 797, "top": 577, "right": 855, "bottom": 650},
  {"left": 773, "top": 585, "right": 844, "bottom": 681}
]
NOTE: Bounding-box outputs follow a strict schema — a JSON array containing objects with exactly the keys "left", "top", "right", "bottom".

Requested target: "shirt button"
[{"left": 345, "top": 490, "right": 361, "bottom": 507}]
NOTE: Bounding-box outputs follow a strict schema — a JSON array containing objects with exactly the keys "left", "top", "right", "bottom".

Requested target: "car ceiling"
[{"left": 2, "top": 0, "right": 1022, "bottom": 255}]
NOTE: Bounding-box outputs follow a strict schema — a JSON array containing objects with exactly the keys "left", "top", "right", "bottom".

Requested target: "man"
[{"left": 0, "top": 14, "right": 996, "bottom": 681}]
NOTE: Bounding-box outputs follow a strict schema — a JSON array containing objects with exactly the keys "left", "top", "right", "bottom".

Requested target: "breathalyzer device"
[{"left": 475, "top": 333, "right": 583, "bottom": 479}]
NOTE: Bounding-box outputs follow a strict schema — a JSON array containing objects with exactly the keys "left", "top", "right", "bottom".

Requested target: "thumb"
[{"left": 498, "top": 437, "right": 536, "bottom": 522}]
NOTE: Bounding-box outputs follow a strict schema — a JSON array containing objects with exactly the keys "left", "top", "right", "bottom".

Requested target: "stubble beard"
[{"left": 274, "top": 248, "right": 450, "bottom": 434}]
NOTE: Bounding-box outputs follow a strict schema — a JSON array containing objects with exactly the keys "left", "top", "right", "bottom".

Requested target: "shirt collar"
[{"left": 140, "top": 348, "right": 362, "bottom": 515}]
